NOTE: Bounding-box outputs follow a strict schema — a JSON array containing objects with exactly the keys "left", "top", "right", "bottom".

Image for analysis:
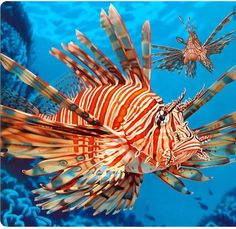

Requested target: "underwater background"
[{"left": 1, "top": 1, "right": 236, "bottom": 226}]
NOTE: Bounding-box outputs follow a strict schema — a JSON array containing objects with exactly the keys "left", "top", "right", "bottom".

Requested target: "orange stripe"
[{"left": 113, "top": 88, "right": 148, "bottom": 128}]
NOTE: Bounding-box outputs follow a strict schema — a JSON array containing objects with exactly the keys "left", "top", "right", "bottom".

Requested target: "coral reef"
[
  {"left": 1, "top": 2, "right": 33, "bottom": 99},
  {"left": 0, "top": 169, "right": 53, "bottom": 226},
  {"left": 198, "top": 187, "right": 236, "bottom": 226}
]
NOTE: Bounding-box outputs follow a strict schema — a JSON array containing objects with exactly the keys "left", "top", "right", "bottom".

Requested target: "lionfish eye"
[
  {"left": 159, "top": 115, "right": 166, "bottom": 121},
  {"left": 156, "top": 110, "right": 169, "bottom": 125}
]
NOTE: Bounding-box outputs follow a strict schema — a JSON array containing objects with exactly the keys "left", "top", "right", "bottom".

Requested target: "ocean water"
[{"left": 1, "top": 1, "right": 236, "bottom": 227}]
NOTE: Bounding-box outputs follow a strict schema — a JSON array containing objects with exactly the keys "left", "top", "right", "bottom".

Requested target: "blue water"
[{"left": 1, "top": 1, "right": 236, "bottom": 226}]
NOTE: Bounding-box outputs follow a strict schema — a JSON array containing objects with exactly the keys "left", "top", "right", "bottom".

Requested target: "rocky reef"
[{"left": 198, "top": 187, "right": 236, "bottom": 226}]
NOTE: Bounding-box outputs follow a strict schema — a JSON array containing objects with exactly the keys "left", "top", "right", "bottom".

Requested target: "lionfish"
[
  {"left": 0, "top": 5, "right": 236, "bottom": 215},
  {"left": 152, "top": 11, "right": 236, "bottom": 77}
]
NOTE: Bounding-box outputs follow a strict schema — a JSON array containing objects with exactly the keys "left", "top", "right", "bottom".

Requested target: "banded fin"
[
  {"left": 155, "top": 170, "right": 192, "bottom": 195},
  {"left": 183, "top": 65, "right": 236, "bottom": 119},
  {"left": 33, "top": 72, "right": 84, "bottom": 116},
  {"left": 169, "top": 166, "right": 212, "bottom": 181},
  {"left": 101, "top": 5, "right": 148, "bottom": 87},
  {"left": 204, "top": 11, "right": 236, "bottom": 46},
  {"left": 205, "top": 30, "right": 236, "bottom": 55},
  {"left": 32, "top": 172, "right": 143, "bottom": 215},
  {"left": 152, "top": 44, "right": 184, "bottom": 74},
  {"left": 49, "top": 47, "right": 101, "bottom": 87},
  {"left": 186, "top": 61, "right": 197, "bottom": 77},
  {"left": 0, "top": 53, "right": 105, "bottom": 127},
  {"left": 75, "top": 30, "right": 126, "bottom": 84},
  {"left": 196, "top": 112, "right": 236, "bottom": 135},
  {"left": 0, "top": 105, "right": 109, "bottom": 159},
  {"left": 202, "top": 130, "right": 236, "bottom": 152},
  {"left": 61, "top": 42, "right": 115, "bottom": 85},
  {"left": 142, "top": 21, "right": 151, "bottom": 81},
  {"left": 1, "top": 87, "right": 39, "bottom": 115},
  {"left": 182, "top": 156, "right": 230, "bottom": 168}
]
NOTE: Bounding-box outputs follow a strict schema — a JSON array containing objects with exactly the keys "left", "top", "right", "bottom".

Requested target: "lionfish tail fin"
[{"left": 183, "top": 65, "right": 236, "bottom": 119}]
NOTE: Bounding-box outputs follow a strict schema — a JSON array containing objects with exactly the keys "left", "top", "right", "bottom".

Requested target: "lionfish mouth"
[{"left": 172, "top": 138, "right": 201, "bottom": 164}]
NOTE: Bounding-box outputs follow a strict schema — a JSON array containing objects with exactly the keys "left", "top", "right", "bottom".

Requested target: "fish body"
[{"left": 0, "top": 5, "right": 236, "bottom": 215}]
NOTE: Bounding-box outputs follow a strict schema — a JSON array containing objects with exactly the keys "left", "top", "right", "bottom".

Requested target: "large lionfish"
[
  {"left": 152, "top": 11, "right": 236, "bottom": 77},
  {"left": 0, "top": 5, "right": 236, "bottom": 215}
]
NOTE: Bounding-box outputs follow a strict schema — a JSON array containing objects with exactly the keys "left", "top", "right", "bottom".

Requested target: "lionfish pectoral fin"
[
  {"left": 205, "top": 30, "right": 236, "bottom": 56},
  {"left": 152, "top": 45, "right": 184, "bottom": 73},
  {"left": 183, "top": 65, "right": 236, "bottom": 119},
  {"left": 196, "top": 112, "right": 236, "bottom": 135},
  {"left": 32, "top": 172, "right": 143, "bottom": 215},
  {"left": 1, "top": 87, "right": 39, "bottom": 115},
  {"left": 203, "top": 11, "right": 236, "bottom": 46},
  {"left": 0, "top": 105, "right": 108, "bottom": 160},
  {"left": 154, "top": 170, "right": 193, "bottom": 195},
  {"left": 33, "top": 72, "right": 84, "bottom": 116},
  {"left": 182, "top": 156, "right": 230, "bottom": 168},
  {"left": 199, "top": 56, "right": 214, "bottom": 73},
  {"left": 202, "top": 130, "right": 236, "bottom": 154},
  {"left": 169, "top": 166, "right": 212, "bottom": 181}
]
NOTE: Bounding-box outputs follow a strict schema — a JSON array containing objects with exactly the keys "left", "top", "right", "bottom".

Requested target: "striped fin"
[
  {"left": 202, "top": 130, "right": 236, "bottom": 151},
  {"left": 169, "top": 166, "right": 212, "bottom": 181},
  {"left": 205, "top": 30, "right": 236, "bottom": 55},
  {"left": 108, "top": 5, "right": 148, "bottom": 86},
  {"left": 204, "top": 11, "right": 236, "bottom": 46},
  {"left": 186, "top": 61, "right": 197, "bottom": 77},
  {"left": 182, "top": 155, "right": 231, "bottom": 168},
  {"left": 100, "top": 8, "right": 131, "bottom": 78},
  {"left": 33, "top": 72, "right": 84, "bottom": 116},
  {"left": 142, "top": 21, "right": 151, "bottom": 81},
  {"left": 1, "top": 104, "right": 141, "bottom": 216},
  {"left": 202, "top": 143, "right": 236, "bottom": 155},
  {"left": 75, "top": 30, "right": 126, "bottom": 84},
  {"left": 61, "top": 42, "right": 115, "bottom": 85},
  {"left": 101, "top": 5, "right": 148, "bottom": 87},
  {"left": 183, "top": 65, "right": 236, "bottom": 119},
  {"left": 32, "top": 172, "right": 143, "bottom": 215},
  {"left": 0, "top": 53, "right": 105, "bottom": 127},
  {"left": 152, "top": 44, "right": 184, "bottom": 74},
  {"left": 1, "top": 87, "right": 39, "bottom": 115},
  {"left": 196, "top": 112, "right": 236, "bottom": 135},
  {"left": 49, "top": 47, "right": 101, "bottom": 87},
  {"left": 155, "top": 170, "right": 192, "bottom": 194},
  {"left": 0, "top": 105, "right": 109, "bottom": 159}
]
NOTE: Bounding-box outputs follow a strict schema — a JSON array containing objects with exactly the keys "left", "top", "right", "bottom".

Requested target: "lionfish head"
[
  {"left": 155, "top": 89, "right": 201, "bottom": 168},
  {"left": 178, "top": 15, "right": 197, "bottom": 36}
]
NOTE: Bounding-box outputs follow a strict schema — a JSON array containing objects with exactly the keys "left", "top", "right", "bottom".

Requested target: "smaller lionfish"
[
  {"left": 152, "top": 11, "right": 236, "bottom": 77},
  {"left": 0, "top": 5, "right": 236, "bottom": 216}
]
